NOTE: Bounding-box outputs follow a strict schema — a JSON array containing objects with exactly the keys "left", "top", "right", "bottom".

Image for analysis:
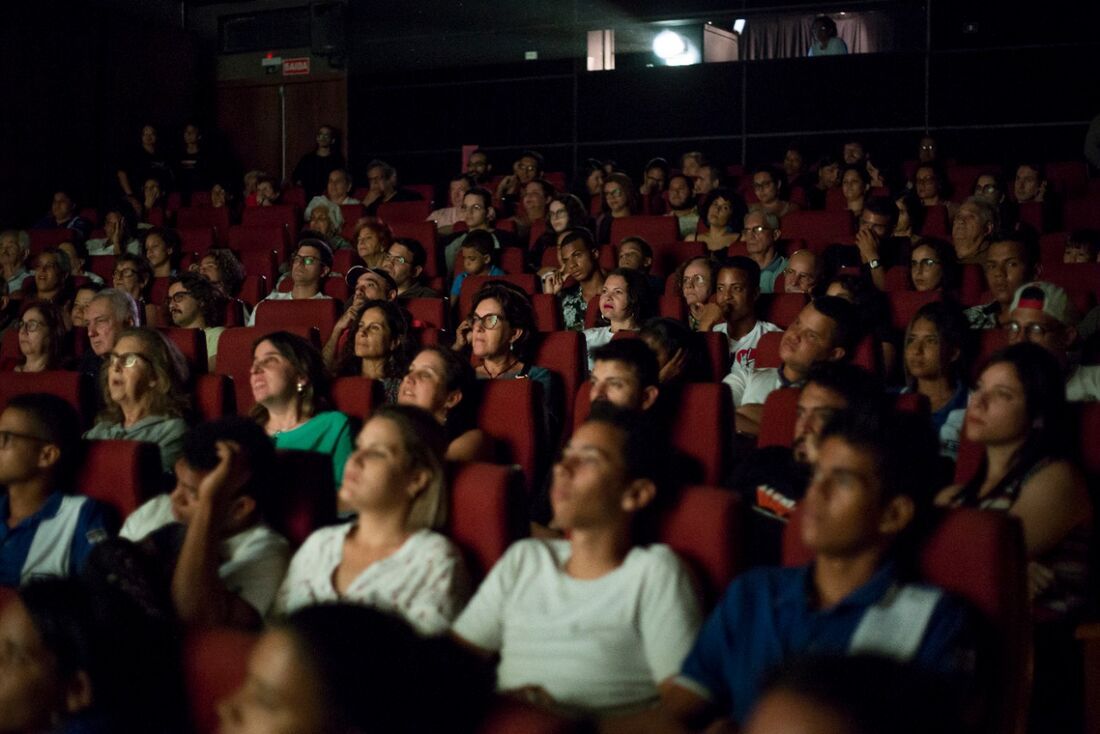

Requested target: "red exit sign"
[{"left": 282, "top": 57, "right": 311, "bottom": 76}]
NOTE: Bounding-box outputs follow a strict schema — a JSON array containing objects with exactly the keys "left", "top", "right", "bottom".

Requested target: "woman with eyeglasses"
[
  {"left": 908, "top": 237, "right": 959, "bottom": 293},
  {"left": 677, "top": 256, "right": 716, "bottom": 331},
  {"left": 83, "top": 326, "right": 190, "bottom": 475},
  {"left": 24, "top": 248, "right": 75, "bottom": 317},
  {"left": 582, "top": 267, "right": 651, "bottom": 372},
  {"left": 112, "top": 252, "right": 157, "bottom": 326},
  {"left": 5, "top": 302, "right": 71, "bottom": 372},
  {"left": 397, "top": 345, "right": 489, "bottom": 462},
  {"left": 250, "top": 331, "right": 353, "bottom": 490},
  {"left": 748, "top": 166, "right": 799, "bottom": 220},
  {"left": 685, "top": 188, "right": 742, "bottom": 254},
  {"left": 323, "top": 298, "right": 410, "bottom": 404},
  {"left": 595, "top": 172, "right": 637, "bottom": 245},
  {"left": 532, "top": 193, "right": 588, "bottom": 272}
]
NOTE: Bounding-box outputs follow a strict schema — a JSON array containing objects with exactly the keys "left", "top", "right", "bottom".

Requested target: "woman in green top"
[{"left": 250, "top": 331, "right": 353, "bottom": 490}]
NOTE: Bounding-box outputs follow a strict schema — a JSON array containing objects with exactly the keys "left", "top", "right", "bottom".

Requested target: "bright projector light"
[
  {"left": 652, "top": 30, "right": 686, "bottom": 59},
  {"left": 733, "top": 19, "right": 746, "bottom": 34}
]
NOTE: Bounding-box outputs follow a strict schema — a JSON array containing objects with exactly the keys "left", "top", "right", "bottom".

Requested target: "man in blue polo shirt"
[
  {"left": 0, "top": 394, "right": 111, "bottom": 586},
  {"left": 603, "top": 409, "right": 976, "bottom": 733}
]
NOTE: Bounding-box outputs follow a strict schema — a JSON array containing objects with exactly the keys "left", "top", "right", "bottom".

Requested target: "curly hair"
[
  {"left": 201, "top": 249, "right": 246, "bottom": 297},
  {"left": 334, "top": 299, "right": 411, "bottom": 378},
  {"left": 468, "top": 281, "right": 538, "bottom": 361}
]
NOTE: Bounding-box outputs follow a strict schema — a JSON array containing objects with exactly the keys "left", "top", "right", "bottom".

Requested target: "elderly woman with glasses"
[
  {"left": 112, "top": 252, "right": 157, "bottom": 326},
  {"left": 83, "top": 327, "right": 190, "bottom": 475}
]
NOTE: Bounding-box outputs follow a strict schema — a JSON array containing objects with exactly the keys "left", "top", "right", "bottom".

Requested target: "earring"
[{"left": 297, "top": 382, "right": 305, "bottom": 394}]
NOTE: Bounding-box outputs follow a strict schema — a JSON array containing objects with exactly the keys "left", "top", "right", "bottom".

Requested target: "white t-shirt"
[
  {"left": 451, "top": 539, "right": 701, "bottom": 714},
  {"left": 582, "top": 326, "right": 615, "bottom": 372},
  {"left": 203, "top": 326, "right": 225, "bottom": 372},
  {"left": 87, "top": 239, "right": 140, "bottom": 256},
  {"left": 1066, "top": 364, "right": 1100, "bottom": 402},
  {"left": 722, "top": 366, "right": 784, "bottom": 408},
  {"left": 273, "top": 524, "right": 470, "bottom": 636},
  {"left": 713, "top": 320, "right": 781, "bottom": 371},
  {"left": 246, "top": 290, "right": 331, "bottom": 326},
  {"left": 119, "top": 494, "right": 291, "bottom": 615}
]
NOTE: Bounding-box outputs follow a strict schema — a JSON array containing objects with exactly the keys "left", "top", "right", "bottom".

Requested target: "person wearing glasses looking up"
[
  {"left": 292, "top": 125, "right": 347, "bottom": 201},
  {"left": 4, "top": 303, "right": 70, "bottom": 373},
  {"left": 444, "top": 186, "right": 517, "bottom": 275},
  {"left": 0, "top": 394, "right": 112, "bottom": 585},
  {"left": 748, "top": 166, "right": 799, "bottom": 219},
  {"left": 78, "top": 288, "right": 138, "bottom": 382},
  {"left": 384, "top": 237, "right": 442, "bottom": 300},
  {"left": 83, "top": 327, "right": 190, "bottom": 476},
  {"left": 665, "top": 173, "right": 701, "bottom": 239},
  {"left": 686, "top": 188, "right": 744, "bottom": 254},
  {"left": 111, "top": 252, "right": 156, "bottom": 326},
  {"left": 783, "top": 250, "right": 819, "bottom": 295},
  {"left": 167, "top": 273, "right": 227, "bottom": 371},
  {"left": 248, "top": 238, "right": 333, "bottom": 325},
  {"left": 532, "top": 193, "right": 589, "bottom": 271},
  {"left": 677, "top": 256, "right": 716, "bottom": 332},
  {"left": 908, "top": 237, "right": 959, "bottom": 294},
  {"left": 596, "top": 172, "right": 638, "bottom": 245},
  {"left": 1003, "top": 282, "right": 1100, "bottom": 401},
  {"left": 741, "top": 211, "right": 787, "bottom": 293}
]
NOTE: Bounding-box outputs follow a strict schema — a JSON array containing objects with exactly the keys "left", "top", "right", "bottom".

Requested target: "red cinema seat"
[
  {"left": 1075, "top": 402, "right": 1100, "bottom": 480},
  {"left": 228, "top": 225, "right": 290, "bottom": 258},
  {"left": 779, "top": 210, "right": 854, "bottom": 248},
  {"left": 177, "top": 207, "right": 230, "bottom": 240},
  {"left": 883, "top": 265, "right": 912, "bottom": 292},
  {"left": 404, "top": 297, "right": 448, "bottom": 330},
  {"left": 700, "top": 331, "right": 732, "bottom": 381},
  {"left": 1063, "top": 198, "right": 1100, "bottom": 232},
  {"left": 0, "top": 371, "right": 95, "bottom": 427},
  {"left": 649, "top": 241, "right": 704, "bottom": 278},
  {"left": 378, "top": 200, "right": 431, "bottom": 223},
  {"left": 216, "top": 326, "right": 320, "bottom": 413},
  {"left": 919, "top": 205, "right": 950, "bottom": 238},
  {"left": 1016, "top": 202, "right": 1047, "bottom": 234},
  {"left": 270, "top": 449, "right": 337, "bottom": 547},
  {"left": 252, "top": 298, "right": 341, "bottom": 343},
  {"left": 499, "top": 247, "right": 527, "bottom": 275},
  {"left": 1046, "top": 160, "right": 1089, "bottom": 199},
  {"left": 330, "top": 376, "right": 380, "bottom": 424},
  {"left": 1038, "top": 232, "right": 1068, "bottom": 265},
  {"left": 888, "top": 290, "right": 942, "bottom": 331},
  {"left": 531, "top": 330, "right": 585, "bottom": 442},
  {"left": 387, "top": 221, "right": 441, "bottom": 278},
  {"left": 477, "top": 380, "right": 545, "bottom": 496},
  {"left": 448, "top": 462, "right": 526, "bottom": 582},
  {"left": 754, "top": 330, "right": 783, "bottom": 368},
  {"left": 658, "top": 295, "right": 687, "bottom": 320},
  {"left": 178, "top": 226, "right": 216, "bottom": 252},
  {"left": 946, "top": 165, "right": 999, "bottom": 203},
  {"left": 531, "top": 294, "right": 564, "bottom": 331},
  {"left": 28, "top": 228, "right": 74, "bottom": 252},
  {"left": 159, "top": 327, "right": 208, "bottom": 375},
  {"left": 755, "top": 331, "right": 878, "bottom": 377},
  {"left": 77, "top": 439, "right": 163, "bottom": 518},
  {"left": 759, "top": 292, "right": 808, "bottom": 329},
  {"left": 457, "top": 274, "right": 538, "bottom": 320},
  {"left": 238, "top": 250, "right": 278, "bottom": 283},
  {"left": 659, "top": 485, "right": 744, "bottom": 605},
  {"left": 405, "top": 184, "right": 435, "bottom": 204},
  {"left": 1037, "top": 263, "right": 1100, "bottom": 307},
  {"left": 0, "top": 327, "right": 19, "bottom": 361},
  {"left": 241, "top": 204, "right": 298, "bottom": 234},
  {"left": 610, "top": 216, "right": 679, "bottom": 245},
  {"left": 194, "top": 373, "right": 236, "bottom": 421},
  {"left": 321, "top": 275, "right": 351, "bottom": 301},
  {"left": 89, "top": 255, "right": 117, "bottom": 283},
  {"left": 332, "top": 248, "right": 357, "bottom": 276},
  {"left": 339, "top": 204, "right": 365, "bottom": 234},
  {"left": 184, "top": 628, "right": 257, "bottom": 734},
  {"left": 972, "top": 327, "right": 1009, "bottom": 380},
  {"left": 529, "top": 219, "right": 548, "bottom": 245},
  {"left": 237, "top": 275, "right": 267, "bottom": 308},
  {"left": 282, "top": 187, "right": 307, "bottom": 208},
  {"left": 783, "top": 507, "right": 1029, "bottom": 734},
  {"left": 756, "top": 386, "right": 801, "bottom": 449}
]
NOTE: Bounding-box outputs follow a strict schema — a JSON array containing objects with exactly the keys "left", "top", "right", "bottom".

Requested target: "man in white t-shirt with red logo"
[{"left": 698, "top": 256, "right": 781, "bottom": 372}]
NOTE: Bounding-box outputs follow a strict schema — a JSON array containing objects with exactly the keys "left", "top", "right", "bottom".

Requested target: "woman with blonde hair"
[{"left": 273, "top": 404, "right": 471, "bottom": 635}]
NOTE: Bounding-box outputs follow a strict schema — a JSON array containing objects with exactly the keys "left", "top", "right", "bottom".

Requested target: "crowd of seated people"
[{"left": 1, "top": 126, "right": 1100, "bottom": 733}]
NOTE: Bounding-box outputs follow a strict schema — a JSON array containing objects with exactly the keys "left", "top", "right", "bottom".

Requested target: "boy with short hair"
[{"left": 451, "top": 229, "right": 506, "bottom": 298}]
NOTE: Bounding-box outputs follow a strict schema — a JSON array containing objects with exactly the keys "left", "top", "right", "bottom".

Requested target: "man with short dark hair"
[
  {"left": 384, "top": 237, "right": 442, "bottom": 300},
  {"left": 724, "top": 296, "right": 859, "bottom": 435},
  {"left": 32, "top": 190, "right": 91, "bottom": 242},
  {"left": 589, "top": 340, "right": 660, "bottom": 412},
  {"left": 0, "top": 394, "right": 111, "bottom": 585},
  {"left": 964, "top": 234, "right": 1039, "bottom": 329},
  {"left": 248, "top": 238, "right": 333, "bottom": 325},
  {"left": 666, "top": 174, "right": 700, "bottom": 238},
  {"left": 466, "top": 149, "right": 492, "bottom": 184},
  {"left": 514, "top": 178, "right": 555, "bottom": 243},
  {"left": 120, "top": 417, "right": 290, "bottom": 627},
  {"left": 693, "top": 163, "right": 721, "bottom": 197},
  {"left": 698, "top": 257, "right": 781, "bottom": 372},
  {"left": 168, "top": 272, "right": 227, "bottom": 371},
  {"left": 361, "top": 159, "right": 423, "bottom": 217},
  {"left": 853, "top": 196, "right": 901, "bottom": 290}
]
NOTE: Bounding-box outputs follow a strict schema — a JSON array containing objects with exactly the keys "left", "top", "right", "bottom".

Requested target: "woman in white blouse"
[
  {"left": 582, "top": 267, "right": 650, "bottom": 372},
  {"left": 273, "top": 404, "right": 470, "bottom": 635}
]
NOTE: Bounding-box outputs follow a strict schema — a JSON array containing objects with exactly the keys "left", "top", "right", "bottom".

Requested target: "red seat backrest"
[
  {"left": 479, "top": 699, "right": 584, "bottom": 734},
  {"left": 184, "top": 627, "right": 258, "bottom": 734},
  {"left": 448, "top": 462, "right": 526, "bottom": 582},
  {"left": 1046, "top": 160, "right": 1089, "bottom": 199},
  {"left": 178, "top": 226, "right": 216, "bottom": 253},
  {"left": 0, "top": 371, "right": 95, "bottom": 427},
  {"left": 919, "top": 205, "right": 950, "bottom": 238},
  {"left": 610, "top": 216, "right": 679, "bottom": 245},
  {"left": 238, "top": 250, "right": 278, "bottom": 282},
  {"left": 756, "top": 386, "right": 801, "bottom": 449},
  {"left": 779, "top": 210, "right": 854, "bottom": 248},
  {"left": 404, "top": 297, "right": 448, "bottom": 330},
  {"left": 1016, "top": 202, "right": 1046, "bottom": 234},
  {"left": 28, "top": 229, "right": 74, "bottom": 253},
  {"left": 227, "top": 225, "right": 290, "bottom": 258},
  {"left": 972, "top": 328, "right": 1009, "bottom": 380},
  {"left": 253, "top": 298, "right": 341, "bottom": 344},
  {"left": 237, "top": 276, "right": 268, "bottom": 308},
  {"left": 215, "top": 326, "right": 320, "bottom": 413},
  {"left": 270, "top": 449, "right": 337, "bottom": 547},
  {"left": 531, "top": 331, "right": 584, "bottom": 443},
  {"left": 783, "top": 506, "right": 1029, "bottom": 734},
  {"left": 405, "top": 184, "right": 435, "bottom": 204},
  {"left": 457, "top": 274, "right": 538, "bottom": 320},
  {"left": 1076, "top": 402, "right": 1100, "bottom": 479},
  {"left": 531, "top": 294, "right": 563, "bottom": 332},
  {"left": 888, "top": 290, "right": 942, "bottom": 331},
  {"left": 77, "top": 439, "right": 164, "bottom": 518},
  {"left": 754, "top": 330, "right": 784, "bottom": 368},
  {"left": 89, "top": 255, "right": 117, "bottom": 282},
  {"left": 194, "top": 373, "right": 236, "bottom": 421},
  {"left": 241, "top": 205, "right": 299, "bottom": 234},
  {"left": 658, "top": 295, "right": 686, "bottom": 320},
  {"left": 700, "top": 330, "right": 731, "bottom": 381},
  {"left": 332, "top": 248, "right": 357, "bottom": 276},
  {"left": 177, "top": 207, "right": 230, "bottom": 239},
  {"left": 1036, "top": 263, "right": 1100, "bottom": 307},
  {"left": 1063, "top": 197, "right": 1100, "bottom": 232},
  {"left": 499, "top": 247, "right": 526, "bottom": 275},
  {"left": 158, "top": 327, "right": 208, "bottom": 375},
  {"left": 658, "top": 485, "right": 745, "bottom": 606},
  {"left": 339, "top": 204, "right": 365, "bottom": 235},
  {"left": 330, "top": 376, "right": 380, "bottom": 424},
  {"left": 758, "top": 292, "right": 808, "bottom": 329},
  {"left": 476, "top": 380, "right": 545, "bottom": 496},
  {"left": 1038, "top": 231, "right": 1068, "bottom": 265},
  {"left": 378, "top": 200, "right": 431, "bottom": 223},
  {"left": 650, "top": 241, "right": 704, "bottom": 278}
]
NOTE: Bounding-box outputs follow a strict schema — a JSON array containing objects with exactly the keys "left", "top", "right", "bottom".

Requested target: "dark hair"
[
  {"left": 392, "top": 237, "right": 426, "bottom": 270},
  {"left": 181, "top": 417, "right": 276, "bottom": 514},
  {"left": 517, "top": 149, "right": 544, "bottom": 170},
  {"left": 677, "top": 256, "right": 717, "bottom": 296},
  {"left": 18, "top": 301, "right": 70, "bottom": 369},
  {"left": 904, "top": 299, "right": 970, "bottom": 386},
  {"left": 32, "top": 248, "right": 75, "bottom": 307},
  {"left": 294, "top": 237, "right": 334, "bottom": 269},
  {"left": 988, "top": 230, "right": 1039, "bottom": 273},
  {"left": 559, "top": 226, "right": 598, "bottom": 254},
  {"left": 757, "top": 654, "right": 964, "bottom": 734},
  {"left": 5, "top": 393, "right": 82, "bottom": 489},
  {"left": 699, "top": 187, "right": 739, "bottom": 230},
  {"left": 115, "top": 253, "right": 154, "bottom": 299},
  {"left": 591, "top": 339, "right": 659, "bottom": 389},
  {"left": 277, "top": 604, "right": 493, "bottom": 734},
  {"left": 643, "top": 157, "right": 670, "bottom": 180},
  {"left": 584, "top": 402, "right": 662, "bottom": 485},
  {"left": 805, "top": 362, "right": 883, "bottom": 417},
  {"left": 201, "top": 248, "right": 246, "bottom": 297},
  {"left": 841, "top": 163, "right": 871, "bottom": 188},
  {"left": 955, "top": 343, "right": 1070, "bottom": 504},
  {"left": 336, "top": 299, "right": 410, "bottom": 378},
  {"left": 639, "top": 316, "right": 708, "bottom": 382},
  {"left": 719, "top": 255, "right": 762, "bottom": 292},
  {"left": 601, "top": 267, "right": 652, "bottom": 326},
  {"left": 751, "top": 165, "right": 789, "bottom": 200},
  {"left": 812, "top": 15, "right": 838, "bottom": 37},
  {"left": 913, "top": 161, "right": 951, "bottom": 199},
  {"left": 897, "top": 190, "right": 928, "bottom": 235},
  {"left": 909, "top": 236, "right": 960, "bottom": 293},
  {"left": 863, "top": 195, "right": 900, "bottom": 231},
  {"left": 618, "top": 236, "right": 653, "bottom": 261},
  {"left": 810, "top": 295, "right": 861, "bottom": 357},
  {"left": 459, "top": 230, "right": 494, "bottom": 258},
  {"left": 170, "top": 272, "right": 226, "bottom": 326},
  {"left": 250, "top": 331, "right": 332, "bottom": 425},
  {"left": 469, "top": 282, "right": 537, "bottom": 360},
  {"left": 1067, "top": 229, "right": 1100, "bottom": 257},
  {"left": 463, "top": 186, "right": 494, "bottom": 213},
  {"left": 142, "top": 227, "right": 181, "bottom": 269},
  {"left": 525, "top": 177, "right": 555, "bottom": 199},
  {"left": 366, "top": 159, "right": 396, "bottom": 182},
  {"left": 602, "top": 172, "right": 638, "bottom": 214},
  {"left": 548, "top": 193, "right": 588, "bottom": 230}
]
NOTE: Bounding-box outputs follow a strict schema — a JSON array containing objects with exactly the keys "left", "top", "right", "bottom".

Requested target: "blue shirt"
[
  {"left": 0, "top": 492, "right": 112, "bottom": 587},
  {"left": 679, "top": 562, "right": 975, "bottom": 724},
  {"left": 451, "top": 265, "right": 506, "bottom": 297}
]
